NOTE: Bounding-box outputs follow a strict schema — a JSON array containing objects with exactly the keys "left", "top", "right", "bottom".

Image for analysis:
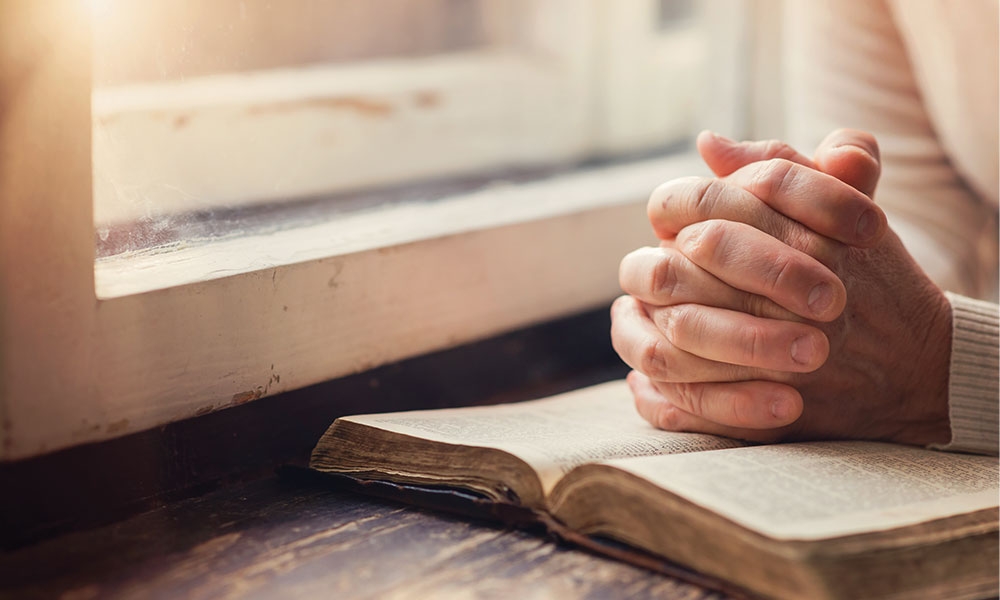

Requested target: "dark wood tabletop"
[
  {"left": 0, "top": 309, "right": 736, "bottom": 599},
  {"left": 0, "top": 474, "right": 729, "bottom": 600}
]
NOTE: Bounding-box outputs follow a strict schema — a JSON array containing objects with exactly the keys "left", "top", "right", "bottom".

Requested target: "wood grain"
[
  {"left": 0, "top": 308, "right": 627, "bottom": 549},
  {"left": 0, "top": 476, "right": 728, "bottom": 599}
]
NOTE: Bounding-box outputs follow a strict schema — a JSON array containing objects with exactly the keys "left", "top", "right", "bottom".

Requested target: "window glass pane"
[
  {"left": 93, "top": 0, "right": 489, "bottom": 86},
  {"left": 92, "top": 1, "right": 720, "bottom": 259}
]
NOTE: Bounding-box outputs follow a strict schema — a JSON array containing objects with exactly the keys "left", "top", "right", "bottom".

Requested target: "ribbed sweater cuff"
[{"left": 931, "top": 292, "right": 999, "bottom": 455}]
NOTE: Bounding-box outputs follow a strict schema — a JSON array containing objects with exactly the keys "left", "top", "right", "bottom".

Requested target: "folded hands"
[{"left": 612, "top": 130, "right": 952, "bottom": 446}]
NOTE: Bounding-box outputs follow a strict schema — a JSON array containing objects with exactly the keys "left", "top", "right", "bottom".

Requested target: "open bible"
[{"left": 309, "top": 381, "right": 999, "bottom": 600}]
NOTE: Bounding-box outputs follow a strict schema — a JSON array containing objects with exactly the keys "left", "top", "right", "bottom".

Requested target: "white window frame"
[
  {"left": 0, "top": 0, "right": 748, "bottom": 461},
  {"left": 93, "top": 0, "right": 706, "bottom": 227}
]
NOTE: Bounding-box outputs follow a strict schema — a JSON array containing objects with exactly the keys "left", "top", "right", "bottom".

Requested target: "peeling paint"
[
  {"left": 247, "top": 96, "right": 393, "bottom": 118},
  {"left": 95, "top": 110, "right": 193, "bottom": 130},
  {"left": 230, "top": 368, "right": 283, "bottom": 407},
  {"left": 231, "top": 390, "right": 261, "bottom": 405}
]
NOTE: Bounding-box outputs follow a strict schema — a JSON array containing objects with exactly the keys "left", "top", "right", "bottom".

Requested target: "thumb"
[
  {"left": 696, "top": 130, "right": 817, "bottom": 177},
  {"left": 812, "top": 128, "right": 881, "bottom": 198}
]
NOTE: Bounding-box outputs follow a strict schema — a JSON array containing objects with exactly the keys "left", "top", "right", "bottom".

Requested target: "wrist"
[{"left": 892, "top": 286, "right": 952, "bottom": 446}]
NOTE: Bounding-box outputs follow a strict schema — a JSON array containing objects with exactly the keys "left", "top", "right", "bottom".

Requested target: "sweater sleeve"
[
  {"left": 930, "top": 293, "right": 999, "bottom": 455},
  {"left": 783, "top": 0, "right": 999, "bottom": 300}
]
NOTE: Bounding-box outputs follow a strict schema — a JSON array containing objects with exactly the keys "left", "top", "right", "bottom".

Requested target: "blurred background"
[{"left": 91, "top": 0, "right": 766, "bottom": 259}]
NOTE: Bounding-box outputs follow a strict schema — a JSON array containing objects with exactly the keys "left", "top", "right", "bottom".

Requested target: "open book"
[{"left": 309, "top": 381, "right": 999, "bottom": 600}]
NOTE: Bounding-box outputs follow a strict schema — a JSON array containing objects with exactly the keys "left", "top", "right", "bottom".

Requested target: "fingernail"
[
  {"left": 856, "top": 210, "right": 879, "bottom": 241},
  {"left": 790, "top": 335, "right": 815, "bottom": 365},
  {"left": 807, "top": 282, "right": 833, "bottom": 316},
  {"left": 770, "top": 397, "right": 793, "bottom": 421}
]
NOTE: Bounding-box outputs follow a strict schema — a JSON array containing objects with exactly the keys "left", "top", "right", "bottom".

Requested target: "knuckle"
[
  {"left": 659, "top": 305, "right": 689, "bottom": 345},
  {"left": 659, "top": 305, "right": 711, "bottom": 365},
  {"left": 651, "top": 251, "right": 681, "bottom": 298},
  {"left": 762, "top": 139, "right": 796, "bottom": 161},
  {"left": 689, "top": 177, "right": 724, "bottom": 220},
  {"left": 652, "top": 400, "right": 684, "bottom": 431},
  {"left": 752, "top": 158, "right": 797, "bottom": 200},
  {"left": 781, "top": 222, "right": 817, "bottom": 255},
  {"left": 679, "top": 219, "right": 728, "bottom": 266},
  {"left": 651, "top": 177, "right": 725, "bottom": 234},
  {"left": 761, "top": 253, "right": 795, "bottom": 293},
  {"left": 728, "top": 388, "right": 757, "bottom": 427},
  {"left": 638, "top": 336, "right": 671, "bottom": 380},
  {"left": 739, "top": 325, "right": 764, "bottom": 365},
  {"left": 673, "top": 382, "right": 705, "bottom": 418}
]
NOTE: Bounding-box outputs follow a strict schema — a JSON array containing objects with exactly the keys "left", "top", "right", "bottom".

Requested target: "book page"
[
  {"left": 608, "top": 441, "right": 999, "bottom": 540},
  {"left": 346, "top": 380, "right": 744, "bottom": 494}
]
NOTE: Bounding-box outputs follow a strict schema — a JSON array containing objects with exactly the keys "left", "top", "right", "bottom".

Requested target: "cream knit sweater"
[{"left": 784, "top": 0, "right": 999, "bottom": 454}]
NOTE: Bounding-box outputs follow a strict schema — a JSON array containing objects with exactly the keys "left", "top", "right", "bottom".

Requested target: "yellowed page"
[
  {"left": 345, "top": 380, "right": 744, "bottom": 494},
  {"left": 607, "top": 441, "right": 999, "bottom": 540}
]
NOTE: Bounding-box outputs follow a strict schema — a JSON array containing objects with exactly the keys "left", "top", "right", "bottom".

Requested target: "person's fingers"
[
  {"left": 698, "top": 128, "right": 882, "bottom": 199},
  {"left": 675, "top": 220, "right": 846, "bottom": 322},
  {"left": 696, "top": 130, "right": 816, "bottom": 177},
  {"left": 813, "top": 128, "right": 881, "bottom": 198},
  {"left": 628, "top": 371, "right": 796, "bottom": 440},
  {"left": 646, "top": 303, "right": 829, "bottom": 372},
  {"left": 618, "top": 246, "right": 795, "bottom": 320},
  {"left": 646, "top": 176, "right": 844, "bottom": 268},
  {"left": 725, "top": 158, "right": 888, "bottom": 247},
  {"left": 610, "top": 296, "right": 763, "bottom": 383},
  {"left": 648, "top": 176, "right": 788, "bottom": 241},
  {"left": 648, "top": 377, "right": 803, "bottom": 429}
]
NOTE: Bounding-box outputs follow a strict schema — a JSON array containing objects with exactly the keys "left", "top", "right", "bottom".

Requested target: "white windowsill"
[{"left": 95, "top": 153, "right": 704, "bottom": 298}]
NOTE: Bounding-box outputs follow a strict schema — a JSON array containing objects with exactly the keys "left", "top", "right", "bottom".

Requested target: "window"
[
  {"left": 92, "top": 0, "right": 710, "bottom": 264},
  {"left": 1, "top": 0, "right": 750, "bottom": 459}
]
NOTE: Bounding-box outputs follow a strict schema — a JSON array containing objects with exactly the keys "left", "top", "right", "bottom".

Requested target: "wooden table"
[{"left": 0, "top": 474, "right": 729, "bottom": 599}]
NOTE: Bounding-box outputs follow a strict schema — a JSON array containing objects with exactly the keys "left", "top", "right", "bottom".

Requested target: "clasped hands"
[{"left": 612, "top": 130, "right": 953, "bottom": 446}]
